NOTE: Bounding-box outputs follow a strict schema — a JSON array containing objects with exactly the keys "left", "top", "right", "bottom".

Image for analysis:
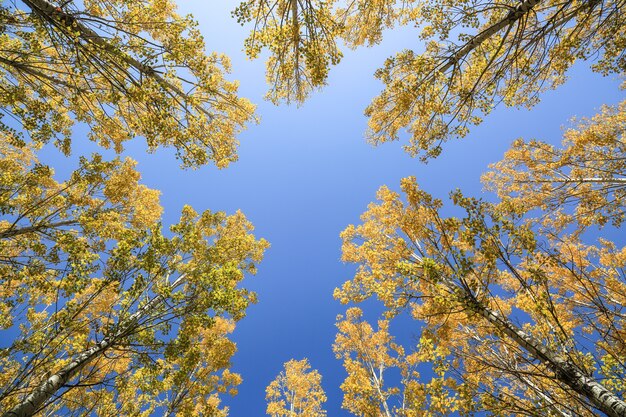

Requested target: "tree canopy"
[
  {"left": 265, "top": 358, "right": 327, "bottom": 417},
  {"left": 483, "top": 99, "right": 626, "bottom": 229},
  {"left": 0, "top": 1, "right": 269, "bottom": 415},
  {"left": 0, "top": 141, "right": 268, "bottom": 417},
  {"left": 1, "top": 0, "right": 256, "bottom": 168},
  {"left": 337, "top": 104, "right": 626, "bottom": 415}
]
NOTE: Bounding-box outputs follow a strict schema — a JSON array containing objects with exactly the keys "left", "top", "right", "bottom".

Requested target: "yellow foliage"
[
  {"left": 338, "top": 174, "right": 626, "bottom": 415},
  {"left": 0, "top": 142, "right": 268, "bottom": 416},
  {"left": 266, "top": 358, "right": 327, "bottom": 417},
  {"left": 1, "top": 0, "right": 256, "bottom": 167},
  {"left": 484, "top": 100, "right": 626, "bottom": 230}
]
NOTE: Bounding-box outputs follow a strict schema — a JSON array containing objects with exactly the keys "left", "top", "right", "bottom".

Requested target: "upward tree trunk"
[
  {"left": 0, "top": 220, "right": 77, "bottom": 239},
  {"left": 2, "top": 333, "right": 117, "bottom": 417},
  {"left": 519, "top": 177, "right": 626, "bottom": 184},
  {"left": 441, "top": 0, "right": 600, "bottom": 73},
  {"left": 443, "top": 0, "right": 542, "bottom": 71},
  {"left": 2, "top": 275, "right": 185, "bottom": 417},
  {"left": 458, "top": 287, "right": 626, "bottom": 417}
]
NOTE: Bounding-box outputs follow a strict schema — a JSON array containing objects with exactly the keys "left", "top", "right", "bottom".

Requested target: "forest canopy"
[{"left": 0, "top": 0, "right": 625, "bottom": 416}]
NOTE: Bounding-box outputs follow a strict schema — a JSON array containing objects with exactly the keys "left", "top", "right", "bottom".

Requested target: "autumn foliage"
[
  {"left": 237, "top": 0, "right": 626, "bottom": 159},
  {"left": 0, "top": 1, "right": 268, "bottom": 416},
  {"left": 2, "top": 0, "right": 626, "bottom": 416},
  {"left": 338, "top": 172, "right": 626, "bottom": 416},
  {"left": 265, "top": 359, "right": 327, "bottom": 417},
  {"left": 1, "top": 0, "right": 256, "bottom": 168},
  {"left": 0, "top": 140, "right": 268, "bottom": 417}
]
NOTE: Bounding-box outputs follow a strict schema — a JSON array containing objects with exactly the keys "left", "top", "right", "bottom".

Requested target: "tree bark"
[
  {"left": 2, "top": 335, "right": 114, "bottom": 417},
  {"left": 459, "top": 289, "right": 626, "bottom": 417},
  {"left": 519, "top": 177, "right": 626, "bottom": 184},
  {"left": 442, "top": 0, "right": 542, "bottom": 72},
  {"left": 0, "top": 220, "right": 77, "bottom": 240}
]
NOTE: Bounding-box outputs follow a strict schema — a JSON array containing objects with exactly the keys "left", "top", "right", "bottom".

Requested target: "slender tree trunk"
[
  {"left": 0, "top": 220, "right": 77, "bottom": 239},
  {"left": 443, "top": 0, "right": 542, "bottom": 70},
  {"left": 291, "top": 0, "right": 301, "bottom": 96},
  {"left": 367, "top": 362, "right": 392, "bottom": 417},
  {"left": 519, "top": 178, "right": 626, "bottom": 184},
  {"left": 458, "top": 287, "right": 626, "bottom": 417},
  {"left": 2, "top": 335, "right": 114, "bottom": 417},
  {"left": 2, "top": 276, "right": 185, "bottom": 417}
]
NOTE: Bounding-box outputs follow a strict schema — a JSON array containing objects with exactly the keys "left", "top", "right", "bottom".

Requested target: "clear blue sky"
[{"left": 40, "top": 1, "right": 625, "bottom": 415}]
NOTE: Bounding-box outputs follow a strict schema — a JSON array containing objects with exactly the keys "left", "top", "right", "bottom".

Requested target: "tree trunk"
[
  {"left": 2, "top": 336, "right": 114, "bottom": 417},
  {"left": 460, "top": 289, "right": 626, "bottom": 417},
  {"left": 0, "top": 220, "right": 77, "bottom": 239},
  {"left": 443, "top": 0, "right": 542, "bottom": 71}
]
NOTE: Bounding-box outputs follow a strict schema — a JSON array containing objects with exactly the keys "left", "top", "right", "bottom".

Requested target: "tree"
[
  {"left": 334, "top": 307, "right": 468, "bottom": 417},
  {"left": 334, "top": 308, "right": 399, "bottom": 417},
  {"left": 1, "top": 0, "right": 256, "bottom": 168},
  {"left": 266, "top": 359, "right": 327, "bottom": 417},
  {"left": 337, "top": 168, "right": 626, "bottom": 416},
  {"left": 0, "top": 2, "right": 270, "bottom": 414},
  {"left": 237, "top": 0, "right": 626, "bottom": 158},
  {"left": 0, "top": 141, "right": 269, "bottom": 417}
]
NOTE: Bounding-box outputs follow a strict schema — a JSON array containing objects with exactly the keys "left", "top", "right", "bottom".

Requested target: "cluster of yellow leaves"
[
  {"left": 234, "top": 0, "right": 343, "bottom": 104},
  {"left": 336, "top": 0, "right": 407, "bottom": 48},
  {"left": 334, "top": 308, "right": 471, "bottom": 417},
  {"left": 484, "top": 99, "right": 626, "bottom": 229},
  {"left": 388, "top": 0, "right": 626, "bottom": 157},
  {"left": 0, "top": 0, "right": 256, "bottom": 167},
  {"left": 237, "top": 0, "right": 625, "bottom": 160},
  {"left": 0, "top": 139, "right": 161, "bottom": 325},
  {"left": 105, "top": 317, "right": 243, "bottom": 417},
  {"left": 338, "top": 173, "right": 626, "bottom": 415},
  {"left": 236, "top": 0, "right": 417, "bottom": 105},
  {"left": 266, "top": 358, "right": 327, "bottom": 417}
]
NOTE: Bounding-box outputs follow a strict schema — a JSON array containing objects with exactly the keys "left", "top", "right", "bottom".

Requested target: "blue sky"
[{"left": 39, "top": 1, "right": 625, "bottom": 415}]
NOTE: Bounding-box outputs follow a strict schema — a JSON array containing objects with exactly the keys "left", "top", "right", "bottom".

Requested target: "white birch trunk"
[{"left": 459, "top": 288, "right": 626, "bottom": 417}]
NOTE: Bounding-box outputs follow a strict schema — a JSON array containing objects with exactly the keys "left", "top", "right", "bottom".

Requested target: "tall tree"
[
  {"left": 266, "top": 359, "right": 327, "bottom": 417},
  {"left": 237, "top": 0, "right": 625, "bottom": 159},
  {"left": 0, "top": 142, "right": 268, "bottom": 417},
  {"left": 337, "top": 172, "right": 626, "bottom": 416},
  {"left": 0, "top": 2, "right": 270, "bottom": 415},
  {"left": 1, "top": 0, "right": 256, "bottom": 168},
  {"left": 334, "top": 307, "right": 466, "bottom": 417}
]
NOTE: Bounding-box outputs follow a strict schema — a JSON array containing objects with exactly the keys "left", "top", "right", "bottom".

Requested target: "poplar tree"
[
  {"left": 0, "top": 2, "right": 268, "bottom": 415},
  {"left": 0, "top": 142, "right": 268, "bottom": 417},
  {"left": 265, "top": 359, "right": 327, "bottom": 417},
  {"left": 1, "top": 0, "right": 256, "bottom": 168},
  {"left": 334, "top": 89, "right": 626, "bottom": 417}
]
